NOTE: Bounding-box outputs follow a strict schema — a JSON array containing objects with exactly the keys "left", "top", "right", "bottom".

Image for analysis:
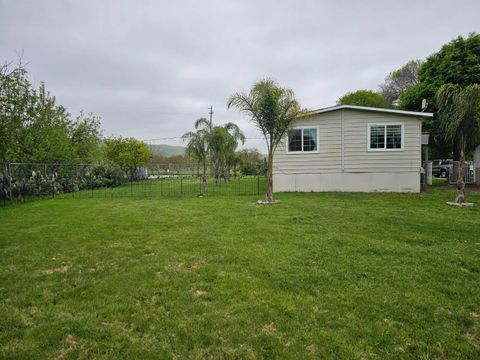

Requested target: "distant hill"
[{"left": 148, "top": 144, "right": 185, "bottom": 157}]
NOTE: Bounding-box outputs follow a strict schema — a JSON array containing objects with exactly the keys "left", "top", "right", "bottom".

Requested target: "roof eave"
[{"left": 301, "top": 105, "right": 434, "bottom": 118}]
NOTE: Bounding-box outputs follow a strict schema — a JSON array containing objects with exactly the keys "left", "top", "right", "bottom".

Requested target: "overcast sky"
[{"left": 1, "top": 0, "right": 479, "bottom": 152}]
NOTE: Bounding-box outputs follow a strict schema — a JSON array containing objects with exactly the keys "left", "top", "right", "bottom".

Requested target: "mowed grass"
[{"left": 1, "top": 188, "right": 480, "bottom": 359}]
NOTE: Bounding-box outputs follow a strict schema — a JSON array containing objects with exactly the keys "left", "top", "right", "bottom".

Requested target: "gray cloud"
[{"left": 1, "top": 0, "right": 479, "bottom": 151}]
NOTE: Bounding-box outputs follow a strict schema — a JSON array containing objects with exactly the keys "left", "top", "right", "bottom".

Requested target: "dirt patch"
[
  {"left": 164, "top": 262, "right": 184, "bottom": 271},
  {"left": 466, "top": 311, "right": 480, "bottom": 349},
  {"left": 194, "top": 289, "right": 207, "bottom": 297},
  {"left": 65, "top": 334, "right": 77, "bottom": 345},
  {"left": 306, "top": 344, "right": 318, "bottom": 355},
  {"left": 43, "top": 265, "right": 70, "bottom": 275},
  {"left": 261, "top": 323, "right": 277, "bottom": 335},
  {"left": 435, "top": 306, "right": 452, "bottom": 315},
  {"left": 190, "top": 259, "right": 205, "bottom": 269},
  {"left": 256, "top": 200, "right": 280, "bottom": 205},
  {"left": 55, "top": 334, "right": 77, "bottom": 360}
]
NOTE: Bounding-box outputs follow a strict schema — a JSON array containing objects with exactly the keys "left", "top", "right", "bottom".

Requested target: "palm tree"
[
  {"left": 194, "top": 117, "right": 213, "bottom": 133},
  {"left": 182, "top": 129, "right": 208, "bottom": 194},
  {"left": 228, "top": 78, "right": 302, "bottom": 203},
  {"left": 436, "top": 84, "right": 480, "bottom": 203},
  {"left": 194, "top": 117, "right": 214, "bottom": 176},
  {"left": 208, "top": 123, "right": 245, "bottom": 184}
]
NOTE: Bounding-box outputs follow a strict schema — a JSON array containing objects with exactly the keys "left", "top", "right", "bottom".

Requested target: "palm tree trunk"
[
  {"left": 214, "top": 159, "right": 220, "bottom": 186},
  {"left": 266, "top": 150, "right": 274, "bottom": 203},
  {"left": 453, "top": 133, "right": 462, "bottom": 161},
  {"left": 223, "top": 162, "right": 230, "bottom": 182}
]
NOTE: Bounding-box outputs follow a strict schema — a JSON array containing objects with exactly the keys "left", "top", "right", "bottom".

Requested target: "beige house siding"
[
  {"left": 343, "top": 109, "right": 422, "bottom": 173},
  {"left": 272, "top": 108, "right": 424, "bottom": 193},
  {"left": 273, "top": 111, "right": 342, "bottom": 174}
]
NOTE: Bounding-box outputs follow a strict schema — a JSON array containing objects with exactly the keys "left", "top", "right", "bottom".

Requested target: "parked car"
[{"left": 432, "top": 159, "right": 453, "bottom": 178}]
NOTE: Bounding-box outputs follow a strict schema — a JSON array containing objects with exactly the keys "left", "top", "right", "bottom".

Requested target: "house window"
[
  {"left": 368, "top": 124, "right": 403, "bottom": 150},
  {"left": 288, "top": 127, "right": 318, "bottom": 153}
]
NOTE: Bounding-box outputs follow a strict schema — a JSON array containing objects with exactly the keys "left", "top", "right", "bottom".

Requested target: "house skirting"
[{"left": 273, "top": 172, "right": 420, "bottom": 193}]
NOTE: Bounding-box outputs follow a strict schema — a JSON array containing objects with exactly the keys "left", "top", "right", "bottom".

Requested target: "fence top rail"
[
  {"left": 4, "top": 162, "right": 202, "bottom": 167},
  {"left": 6, "top": 162, "right": 94, "bottom": 166},
  {"left": 149, "top": 163, "right": 201, "bottom": 167}
]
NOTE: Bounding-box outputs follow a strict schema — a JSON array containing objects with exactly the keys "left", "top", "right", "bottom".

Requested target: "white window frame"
[
  {"left": 286, "top": 126, "right": 320, "bottom": 154},
  {"left": 367, "top": 123, "right": 404, "bottom": 152}
]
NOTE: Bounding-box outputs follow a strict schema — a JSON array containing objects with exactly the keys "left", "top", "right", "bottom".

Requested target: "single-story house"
[{"left": 273, "top": 105, "right": 434, "bottom": 193}]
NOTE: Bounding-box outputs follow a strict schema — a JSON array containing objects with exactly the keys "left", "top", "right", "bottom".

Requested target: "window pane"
[
  {"left": 288, "top": 129, "right": 302, "bottom": 152},
  {"left": 386, "top": 125, "right": 402, "bottom": 149},
  {"left": 303, "top": 128, "right": 317, "bottom": 152},
  {"left": 370, "top": 125, "right": 385, "bottom": 149}
]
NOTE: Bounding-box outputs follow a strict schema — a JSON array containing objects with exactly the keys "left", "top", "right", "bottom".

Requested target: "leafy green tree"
[
  {"left": 228, "top": 78, "right": 302, "bottom": 203},
  {"left": 380, "top": 60, "right": 422, "bottom": 104},
  {"left": 0, "top": 60, "right": 104, "bottom": 164},
  {"left": 337, "top": 89, "right": 390, "bottom": 108},
  {"left": 104, "top": 137, "right": 151, "bottom": 179},
  {"left": 436, "top": 84, "right": 480, "bottom": 203},
  {"left": 0, "top": 60, "right": 34, "bottom": 162},
  {"left": 228, "top": 151, "right": 242, "bottom": 177},
  {"left": 400, "top": 33, "right": 480, "bottom": 159},
  {"left": 182, "top": 128, "right": 209, "bottom": 193},
  {"left": 1, "top": 62, "right": 74, "bottom": 163},
  {"left": 238, "top": 148, "right": 264, "bottom": 175},
  {"left": 19, "top": 83, "right": 74, "bottom": 163},
  {"left": 70, "top": 111, "right": 103, "bottom": 163}
]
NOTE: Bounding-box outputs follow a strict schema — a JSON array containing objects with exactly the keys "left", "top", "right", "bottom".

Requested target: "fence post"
[
  {"left": 6, "top": 162, "right": 12, "bottom": 201},
  {"left": 72, "top": 166, "right": 75, "bottom": 198},
  {"left": 181, "top": 176, "right": 183, "bottom": 195},
  {"left": 52, "top": 174, "right": 55, "bottom": 199},
  {"left": 90, "top": 166, "right": 94, "bottom": 198},
  {"left": 257, "top": 176, "right": 260, "bottom": 195},
  {"left": 1, "top": 163, "right": 5, "bottom": 206},
  {"left": 130, "top": 177, "right": 133, "bottom": 197},
  {"left": 161, "top": 177, "right": 163, "bottom": 196}
]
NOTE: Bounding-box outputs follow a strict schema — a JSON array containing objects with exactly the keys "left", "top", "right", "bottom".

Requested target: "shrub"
[{"left": 0, "top": 163, "right": 127, "bottom": 201}]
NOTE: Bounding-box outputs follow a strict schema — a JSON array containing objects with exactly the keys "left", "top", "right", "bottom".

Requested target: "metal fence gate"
[{"left": 448, "top": 161, "right": 476, "bottom": 185}]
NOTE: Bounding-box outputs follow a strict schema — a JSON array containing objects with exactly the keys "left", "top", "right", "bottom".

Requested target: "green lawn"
[{"left": 1, "top": 188, "right": 479, "bottom": 358}]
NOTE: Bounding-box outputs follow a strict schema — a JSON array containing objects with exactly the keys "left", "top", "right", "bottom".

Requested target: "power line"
[
  {"left": 142, "top": 136, "right": 263, "bottom": 142},
  {"left": 141, "top": 106, "right": 263, "bottom": 142}
]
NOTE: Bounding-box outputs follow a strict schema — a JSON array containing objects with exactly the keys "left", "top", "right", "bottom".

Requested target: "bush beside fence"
[{"left": 0, "top": 163, "right": 266, "bottom": 205}]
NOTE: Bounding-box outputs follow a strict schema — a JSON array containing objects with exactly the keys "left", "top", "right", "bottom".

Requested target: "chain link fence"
[
  {"left": 448, "top": 161, "right": 476, "bottom": 185},
  {"left": 0, "top": 163, "right": 266, "bottom": 205}
]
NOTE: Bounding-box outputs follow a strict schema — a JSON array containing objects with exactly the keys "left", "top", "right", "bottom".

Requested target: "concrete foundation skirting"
[{"left": 273, "top": 172, "right": 420, "bottom": 193}]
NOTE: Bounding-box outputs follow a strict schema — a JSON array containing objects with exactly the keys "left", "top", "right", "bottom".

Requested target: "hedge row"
[{"left": 0, "top": 164, "right": 127, "bottom": 201}]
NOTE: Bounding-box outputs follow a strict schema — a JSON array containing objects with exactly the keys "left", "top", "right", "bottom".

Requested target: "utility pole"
[
  {"left": 208, "top": 105, "right": 214, "bottom": 177},
  {"left": 208, "top": 105, "right": 213, "bottom": 131}
]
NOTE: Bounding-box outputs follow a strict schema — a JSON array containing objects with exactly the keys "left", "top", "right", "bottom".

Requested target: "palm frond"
[
  {"left": 194, "top": 117, "right": 211, "bottom": 131},
  {"left": 436, "top": 83, "right": 480, "bottom": 151}
]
